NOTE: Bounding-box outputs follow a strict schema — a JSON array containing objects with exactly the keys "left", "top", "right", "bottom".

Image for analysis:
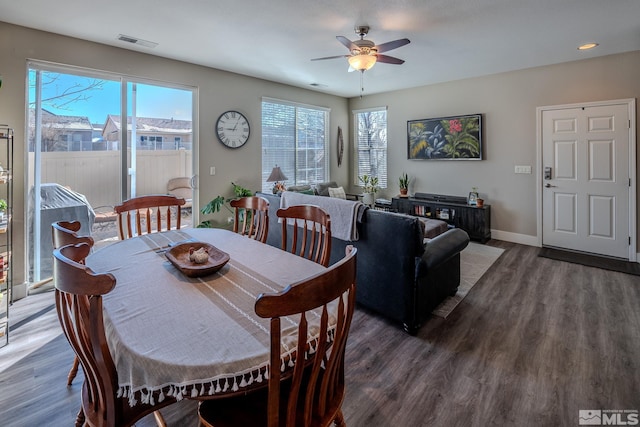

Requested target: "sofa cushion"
[
  {"left": 315, "top": 181, "right": 338, "bottom": 196},
  {"left": 287, "top": 184, "right": 311, "bottom": 192},
  {"left": 418, "top": 217, "right": 449, "bottom": 239},
  {"left": 328, "top": 186, "right": 346, "bottom": 199}
]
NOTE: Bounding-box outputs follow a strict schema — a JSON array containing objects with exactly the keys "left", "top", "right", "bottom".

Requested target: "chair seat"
[{"left": 199, "top": 373, "right": 344, "bottom": 427}]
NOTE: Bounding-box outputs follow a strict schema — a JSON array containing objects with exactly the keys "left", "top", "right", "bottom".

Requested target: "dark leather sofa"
[{"left": 258, "top": 192, "right": 470, "bottom": 334}]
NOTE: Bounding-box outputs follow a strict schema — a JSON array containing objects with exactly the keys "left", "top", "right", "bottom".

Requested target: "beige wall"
[
  {"left": 0, "top": 22, "right": 349, "bottom": 296},
  {"left": 1, "top": 20, "right": 638, "bottom": 295},
  {"left": 349, "top": 51, "right": 640, "bottom": 246}
]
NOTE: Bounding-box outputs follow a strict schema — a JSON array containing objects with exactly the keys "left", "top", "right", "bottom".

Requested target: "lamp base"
[{"left": 272, "top": 182, "right": 286, "bottom": 194}]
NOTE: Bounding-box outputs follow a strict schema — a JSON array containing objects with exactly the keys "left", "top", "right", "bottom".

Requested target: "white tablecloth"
[{"left": 86, "top": 228, "right": 326, "bottom": 406}]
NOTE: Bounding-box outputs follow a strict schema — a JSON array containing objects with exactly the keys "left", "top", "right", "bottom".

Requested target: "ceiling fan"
[{"left": 311, "top": 26, "right": 410, "bottom": 72}]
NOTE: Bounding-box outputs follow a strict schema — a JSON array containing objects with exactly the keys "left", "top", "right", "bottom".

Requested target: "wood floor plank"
[{"left": 1, "top": 241, "right": 638, "bottom": 426}]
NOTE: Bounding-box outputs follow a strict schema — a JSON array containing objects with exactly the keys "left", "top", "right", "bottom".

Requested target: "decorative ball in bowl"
[{"left": 165, "top": 242, "right": 230, "bottom": 277}]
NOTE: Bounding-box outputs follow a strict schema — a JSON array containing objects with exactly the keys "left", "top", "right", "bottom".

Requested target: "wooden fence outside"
[{"left": 27, "top": 149, "right": 193, "bottom": 208}]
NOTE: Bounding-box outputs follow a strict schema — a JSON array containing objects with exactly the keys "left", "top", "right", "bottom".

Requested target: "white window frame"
[
  {"left": 353, "top": 106, "right": 388, "bottom": 189},
  {"left": 261, "top": 97, "right": 330, "bottom": 193}
]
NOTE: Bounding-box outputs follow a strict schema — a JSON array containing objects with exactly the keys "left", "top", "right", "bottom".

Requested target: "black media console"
[{"left": 391, "top": 193, "right": 491, "bottom": 243}]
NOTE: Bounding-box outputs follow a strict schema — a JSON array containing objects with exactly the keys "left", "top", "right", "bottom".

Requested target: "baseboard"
[{"left": 490, "top": 229, "right": 538, "bottom": 246}]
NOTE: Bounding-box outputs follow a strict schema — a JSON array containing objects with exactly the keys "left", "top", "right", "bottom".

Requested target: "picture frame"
[
  {"left": 467, "top": 191, "right": 478, "bottom": 206},
  {"left": 407, "top": 113, "right": 483, "bottom": 160}
]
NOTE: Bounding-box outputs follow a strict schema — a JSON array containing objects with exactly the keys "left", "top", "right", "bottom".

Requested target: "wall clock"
[{"left": 216, "top": 110, "right": 250, "bottom": 148}]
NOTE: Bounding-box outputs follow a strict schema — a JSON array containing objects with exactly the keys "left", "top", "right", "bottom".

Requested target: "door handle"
[{"left": 545, "top": 183, "right": 556, "bottom": 188}]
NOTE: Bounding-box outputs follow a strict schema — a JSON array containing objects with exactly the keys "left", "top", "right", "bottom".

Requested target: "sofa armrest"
[{"left": 421, "top": 228, "right": 470, "bottom": 270}]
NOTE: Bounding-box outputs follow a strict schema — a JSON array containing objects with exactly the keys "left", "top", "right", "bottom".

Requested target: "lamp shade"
[
  {"left": 267, "top": 166, "right": 288, "bottom": 182},
  {"left": 348, "top": 54, "right": 377, "bottom": 71}
]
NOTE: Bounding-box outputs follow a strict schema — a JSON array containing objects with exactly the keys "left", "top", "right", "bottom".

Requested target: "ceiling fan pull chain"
[{"left": 360, "top": 70, "right": 364, "bottom": 97}]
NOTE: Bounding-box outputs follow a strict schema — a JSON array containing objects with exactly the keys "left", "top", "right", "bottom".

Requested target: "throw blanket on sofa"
[{"left": 280, "top": 191, "right": 364, "bottom": 241}]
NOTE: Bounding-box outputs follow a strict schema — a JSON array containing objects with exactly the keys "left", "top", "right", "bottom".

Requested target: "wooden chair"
[
  {"left": 198, "top": 246, "right": 357, "bottom": 427},
  {"left": 52, "top": 220, "right": 94, "bottom": 253},
  {"left": 229, "top": 196, "right": 270, "bottom": 243},
  {"left": 51, "top": 220, "right": 95, "bottom": 386},
  {"left": 53, "top": 243, "right": 173, "bottom": 427},
  {"left": 114, "top": 195, "right": 186, "bottom": 240},
  {"left": 276, "top": 205, "right": 332, "bottom": 267}
]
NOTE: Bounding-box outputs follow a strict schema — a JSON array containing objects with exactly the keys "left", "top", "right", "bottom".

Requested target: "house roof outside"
[
  {"left": 28, "top": 109, "right": 93, "bottom": 131},
  {"left": 105, "top": 114, "right": 192, "bottom": 135}
]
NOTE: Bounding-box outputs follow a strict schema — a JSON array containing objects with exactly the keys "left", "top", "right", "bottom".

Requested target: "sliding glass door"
[{"left": 27, "top": 63, "right": 195, "bottom": 285}]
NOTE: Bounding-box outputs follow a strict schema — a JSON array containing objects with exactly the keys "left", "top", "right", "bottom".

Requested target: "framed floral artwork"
[{"left": 407, "top": 113, "right": 483, "bottom": 160}]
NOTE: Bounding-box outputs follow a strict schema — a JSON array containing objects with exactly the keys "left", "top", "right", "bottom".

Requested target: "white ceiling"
[{"left": 1, "top": 0, "right": 639, "bottom": 98}]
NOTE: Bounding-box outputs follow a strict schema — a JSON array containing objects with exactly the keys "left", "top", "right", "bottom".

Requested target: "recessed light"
[{"left": 578, "top": 43, "right": 599, "bottom": 51}]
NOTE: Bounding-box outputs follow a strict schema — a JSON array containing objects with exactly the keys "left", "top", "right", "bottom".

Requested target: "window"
[
  {"left": 354, "top": 107, "right": 387, "bottom": 189},
  {"left": 261, "top": 98, "right": 329, "bottom": 193},
  {"left": 27, "top": 61, "right": 195, "bottom": 283}
]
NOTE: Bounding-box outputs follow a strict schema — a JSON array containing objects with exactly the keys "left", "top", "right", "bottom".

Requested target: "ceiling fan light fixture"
[{"left": 348, "top": 54, "right": 377, "bottom": 71}]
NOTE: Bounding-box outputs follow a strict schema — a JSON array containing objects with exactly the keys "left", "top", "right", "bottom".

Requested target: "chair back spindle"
[
  {"left": 114, "top": 195, "right": 186, "bottom": 240},
  {"left": 276, "top": 205, "right": 332, "bottom": 267},
  {"left": 230, "top": 196, "right": 270, "bottom": 243}
]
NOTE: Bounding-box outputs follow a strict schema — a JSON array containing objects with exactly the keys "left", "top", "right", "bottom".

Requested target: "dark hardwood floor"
[{"left": 1, "top": 240, "right": 638, "bottom": 426}]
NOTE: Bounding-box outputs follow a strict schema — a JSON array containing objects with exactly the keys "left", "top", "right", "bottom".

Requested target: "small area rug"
[
  {"left": 538, "top": 247, "right": 640, "bottom": 276},
  {"left": 432, "top": 242, "right": 505, "bottom": 318}
]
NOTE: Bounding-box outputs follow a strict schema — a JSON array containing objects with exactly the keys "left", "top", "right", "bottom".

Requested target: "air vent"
[{"left": 117, "top": 34, "right": 158, "bottom": 49}]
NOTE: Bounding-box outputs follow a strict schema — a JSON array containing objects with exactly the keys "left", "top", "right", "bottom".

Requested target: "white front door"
[{"left": 542, "top": 102, "right": 632, "bottom": 259}]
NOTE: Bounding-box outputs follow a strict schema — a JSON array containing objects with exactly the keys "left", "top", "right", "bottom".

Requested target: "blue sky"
[{"left": 29, "top": 70, "right": 192, "bottom": 124}]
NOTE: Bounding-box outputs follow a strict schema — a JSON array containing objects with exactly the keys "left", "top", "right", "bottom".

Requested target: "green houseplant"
[
  {"left": 398, "top": 173, "right": 409, "bottom": 196},
  {"left": 198, "top": 182, "right": 253, "bottom": 228},
  {"left": 0, "top": 198, "right": 7, "bottom": 220},
  {"left": 358, "top": 174, "right": 379, "bottom": 206}
]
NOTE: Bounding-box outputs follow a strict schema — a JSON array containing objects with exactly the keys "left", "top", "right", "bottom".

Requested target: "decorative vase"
[
  {"left": 362, "top": 192, "right": 375, "bottom": 206},
  {"left": 476, "top": 198, "right": 484, "bottom": 208},
  {"left": 400, "top": 188, "right": 408, "bottom": 197}
]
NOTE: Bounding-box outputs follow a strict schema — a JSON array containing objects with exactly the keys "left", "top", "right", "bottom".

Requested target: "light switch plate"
[
  {"left": 210, "top": 166, "right": 216, "bottom": 175},
  {"left": 515, "top": 165, "right": 532, "bottom": 174}
]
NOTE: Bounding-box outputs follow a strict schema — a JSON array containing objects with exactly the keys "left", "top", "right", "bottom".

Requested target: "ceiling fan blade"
[
  {"left": 311, "top": 54, "right": 349, "bottom": 61},
  {"left": 375, "top": 38, "right": 410, "bottom": 53},
  {"left": 337, "top": 35, "right": 358, "bottom": 51},
  {"left": 376, "top": 54, "right": 405, "bottom": 65}
]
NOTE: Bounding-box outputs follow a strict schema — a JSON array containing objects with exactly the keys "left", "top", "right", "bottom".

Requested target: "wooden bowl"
[{"left": 165, "top": 242, "right": 230, "bottom": 278}]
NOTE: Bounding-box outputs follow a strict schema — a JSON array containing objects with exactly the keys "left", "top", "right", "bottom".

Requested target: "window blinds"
[
  {"left": 355, "top": 108, "right": 387, "bottom": 189},
  {"left": 261, "top": 99, "right": 329, "bottom": 193}
]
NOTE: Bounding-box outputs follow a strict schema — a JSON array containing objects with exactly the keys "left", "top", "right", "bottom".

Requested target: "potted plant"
[
  {"left": 198, "top": 182, "right": 253, "bottom": 228},
  {"left": 0, "top": 198, "right": 6, "bottom": 221},
  {"left": 358, "top": 174, "right": 379, "bottom": 206},
  {"left": 398, "top": 173, "right": 409, "bottom": 197}
]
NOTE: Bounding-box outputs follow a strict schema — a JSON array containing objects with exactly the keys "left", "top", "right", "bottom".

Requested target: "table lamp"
[{"left": 267, "top": 165, "right": 288, "bottom": 194}]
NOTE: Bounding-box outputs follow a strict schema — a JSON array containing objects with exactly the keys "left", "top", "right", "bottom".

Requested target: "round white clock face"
[{"left": 216, "top": 111, "right": 250, "bottom": 148}]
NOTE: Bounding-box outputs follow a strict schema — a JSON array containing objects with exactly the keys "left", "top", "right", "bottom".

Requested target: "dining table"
[{"left": 85, "top": 227, "right": 326, "bottom": 408}]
